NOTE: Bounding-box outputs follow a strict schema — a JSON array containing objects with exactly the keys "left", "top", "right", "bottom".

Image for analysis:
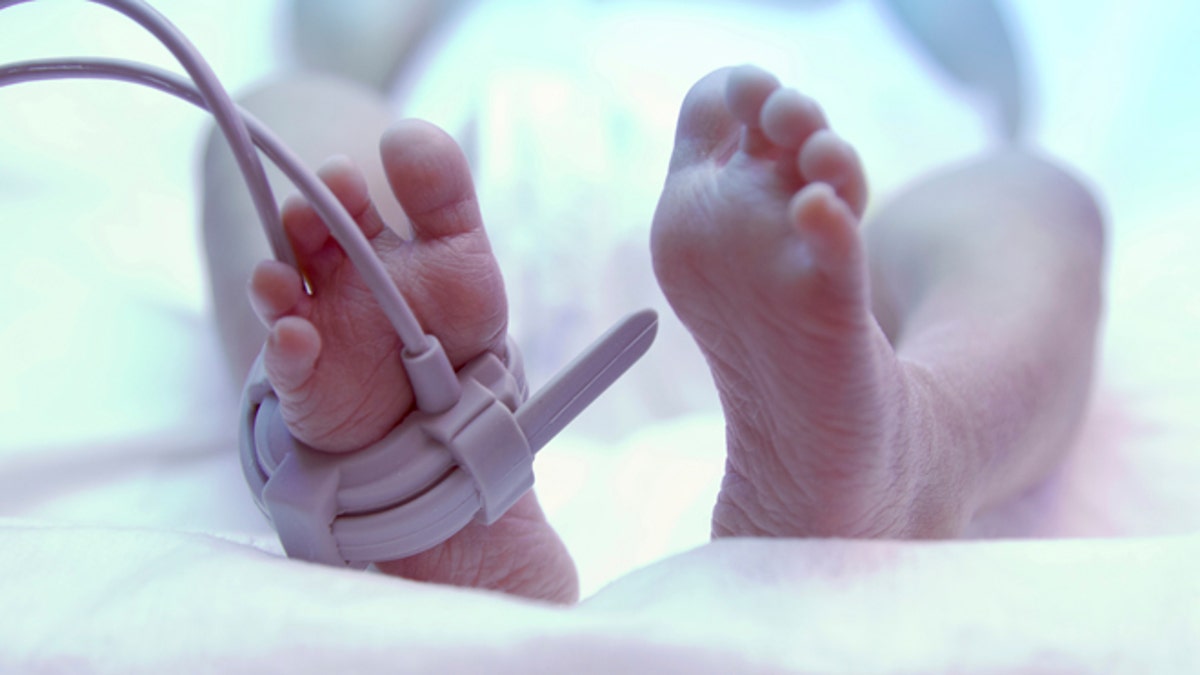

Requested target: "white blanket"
[{"left": 1, "top": 0, "right": 1197, "bottom": 671}]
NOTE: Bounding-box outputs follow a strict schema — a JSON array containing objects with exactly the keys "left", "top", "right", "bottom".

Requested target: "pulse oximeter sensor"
[{"left": 0, "top": 0, "right": 656, "bottom": 568}]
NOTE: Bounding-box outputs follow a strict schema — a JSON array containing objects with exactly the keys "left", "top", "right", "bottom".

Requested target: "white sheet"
[{"left": 1, "top": 0, "right": 1197, "bottom": 670}]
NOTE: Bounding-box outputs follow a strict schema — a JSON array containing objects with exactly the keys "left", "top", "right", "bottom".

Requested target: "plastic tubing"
[
  {"left": 89, "top": 0, "right": 291, "bottom": 269},
  {"left": 0, "top": 58, "right": 362, "bottom": 264},
  {"left": 91, "top": 0, "right": 432, "bottom": 355},
  {"left": 0, "top": 0, "right": 463, "bottom": 409}
]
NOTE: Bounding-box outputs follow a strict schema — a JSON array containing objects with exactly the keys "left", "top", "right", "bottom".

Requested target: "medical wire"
[
  {"left": 0, "top": 0, "right": 660, "bottom": 565},
  {"left": 0, "top": 0, "right": 462, "bottom": 411}
]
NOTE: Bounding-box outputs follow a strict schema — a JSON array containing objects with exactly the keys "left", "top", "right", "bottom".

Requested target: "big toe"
[
  {"left": 667, "top": 67, "right": 744, "bottom": 170},
  {"left": 725, "top": 64, "right": 780, "bottom": 127},
  {"left": 380, "top": 119, "right": 484, "bottom": 241},
  {"left": 379, "top": 119, "right": 507, "bottom": 365}
]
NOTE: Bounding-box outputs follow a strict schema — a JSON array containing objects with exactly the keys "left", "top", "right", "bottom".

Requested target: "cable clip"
[{"left": 240, "top": 310, "right": 658, "bottom": 567}]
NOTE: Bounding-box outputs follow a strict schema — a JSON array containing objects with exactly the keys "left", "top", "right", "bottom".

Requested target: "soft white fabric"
[
  {"left": 2, "top": 523, "right": 1195, "bottom": 673},
  {"left": 1, "top": 0, "right": 1198, "bottom": 670}
]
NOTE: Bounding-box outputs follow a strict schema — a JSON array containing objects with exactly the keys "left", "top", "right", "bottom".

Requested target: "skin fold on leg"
[{"left": 865, "top": 149, "right": 1105, "bottom": 519}]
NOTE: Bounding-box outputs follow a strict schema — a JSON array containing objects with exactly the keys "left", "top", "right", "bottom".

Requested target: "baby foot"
[
  {"left": 248, "top": 119, "right": 577, "bottom": 602},
  {"left": 652, "top": 66, "right": 948, "bottom": 539}
]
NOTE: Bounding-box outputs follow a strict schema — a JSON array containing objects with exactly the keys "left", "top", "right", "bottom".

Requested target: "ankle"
[{"left": 891, "top": 364, "right": 981, "bottom": 537}]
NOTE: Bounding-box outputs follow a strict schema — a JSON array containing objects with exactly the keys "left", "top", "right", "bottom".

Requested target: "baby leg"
[
  {"left": 866, "top": 147, "right": 1105, "bottom": 517},
  {"left": 245, "top": 120, "right": 578, "bottom": 602},
  {"left": 652, "top": 65, "right": 1103, "bottom": 539},
  {"left": 202, "top": 76, "right": 578, "bottom": 600}
]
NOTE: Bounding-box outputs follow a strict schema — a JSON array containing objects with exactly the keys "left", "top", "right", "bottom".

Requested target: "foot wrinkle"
[
  {"left": 716, "top": 466, "right": 809, "bottom": 538},
  {"left": 408, "top": 193, "right": 478, "bottom": 236},
  {"left": 655, "top": 65, "right": 938, "bottom": 540},
  {"left": 255, "top": 117, "right": 576, "bottom": 598}
]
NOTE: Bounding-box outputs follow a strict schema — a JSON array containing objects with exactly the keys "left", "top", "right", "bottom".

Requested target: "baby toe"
[
  {"left": 725, "top": 64, "right": 780, "bottom": 127},
  {"left": 248, "top": 259, "right": 308, "bottom": 326},
  {"left": 380, "top": 119, "right": 483, "bottom": 241},
  {"left": 726, "top": 65, "right": 782, "bottom": 157},
  {"left": 263, "top": 315, "right": 321, "bottom": 393},
  {"left": 315, "top": 155, "right": 387, "bottom": 239},
  {"left": 281, "top": 193, "right": 331, "bottom": 261},
  {"left": 760, "top": 87, "right": 827, "bottom": 150},
  {"left": 788, "top": 182, "right": 863, "bottom": 273},
  {"left": 669, "top": 67, "right": 743, "bottom": 169},
  {"left": 798, "top": 130, "right": 868, "bottom": 218},
  {"left": 281, "top": 156, "right": 394, "bottom": 287}
]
